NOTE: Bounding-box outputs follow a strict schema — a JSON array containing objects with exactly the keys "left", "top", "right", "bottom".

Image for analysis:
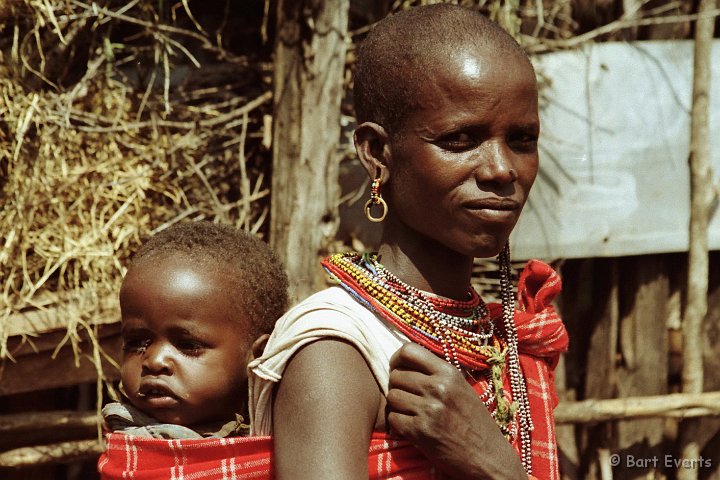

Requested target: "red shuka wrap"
[
  {"left": 508, "top": 259, "right": 569, "bottom": 479},
  {"left": 98, "top": 432, "right": 436, "bottom": 479},
  {"left": 98, "top": 260, "right": 567, "bottom": 480}
]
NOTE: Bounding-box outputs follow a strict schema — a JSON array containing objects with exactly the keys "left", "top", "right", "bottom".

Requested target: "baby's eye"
[
  {"left": 175, "top": 339, "right": 208, "bottom": 356},
  {"left": 435, "top": 132, "right": 476, "bottom": 152},
  {"left": 122, "top": 337, "right": 151, "bottom": 353}
]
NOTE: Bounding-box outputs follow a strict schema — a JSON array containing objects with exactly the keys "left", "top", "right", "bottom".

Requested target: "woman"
[{"left": 249, "top": 4, "right": 569, "bottom": 479}]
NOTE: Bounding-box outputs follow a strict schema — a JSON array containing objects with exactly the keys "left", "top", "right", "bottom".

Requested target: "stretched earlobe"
[
  {"left": 353, "top": 122, "right": 390, "bottom": 184},
  {"left": 364, "top": 173, "right": 388, "bottom": 222}
]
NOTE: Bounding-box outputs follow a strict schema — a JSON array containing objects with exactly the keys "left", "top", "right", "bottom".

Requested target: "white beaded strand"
[{"left": 498, "top": 243, "right": 533, "bottom": 475}]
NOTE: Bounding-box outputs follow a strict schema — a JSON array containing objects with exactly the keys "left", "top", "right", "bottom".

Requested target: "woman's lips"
[
  {"left": 462, "top": 197, "right": 520, "bottom": 222},
  {"left": 462, "top": 197, "right": 520, "bottom": 210}
]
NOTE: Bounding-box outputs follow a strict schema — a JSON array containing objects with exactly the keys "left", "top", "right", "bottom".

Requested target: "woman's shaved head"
[{"left": 353, "top": 4, "right": 533, "bottom": 135}]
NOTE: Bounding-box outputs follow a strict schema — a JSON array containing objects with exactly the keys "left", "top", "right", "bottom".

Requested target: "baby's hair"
[
  {"left": 128, "top": 221, "right": 288, "bottom": 339},
  {"left": 354, "top": 3, "right": 532, "bottom": 135}
]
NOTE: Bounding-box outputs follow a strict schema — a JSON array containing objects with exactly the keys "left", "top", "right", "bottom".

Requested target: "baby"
[{"left": 102, "top": 220, "right": 288, "bottom": 439}]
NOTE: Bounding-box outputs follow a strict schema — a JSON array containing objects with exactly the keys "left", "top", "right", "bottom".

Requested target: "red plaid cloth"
[
  {"left": 486, "top": 259, "right": 569, "bottom": 480},
  {"left": 98, "top": 432, "right": 436, "bottom": 479}
]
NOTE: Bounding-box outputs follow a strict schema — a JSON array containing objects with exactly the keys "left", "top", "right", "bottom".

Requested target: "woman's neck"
[{"left": 376, "top": 231, "right": 475, "bottom": 301}]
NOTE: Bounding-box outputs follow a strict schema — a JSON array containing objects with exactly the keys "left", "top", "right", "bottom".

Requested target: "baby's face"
[
  {"left": 119, "top": 254, "right": 251, "bottom": 428},
  {"left": 385, "top": 46, "right": 539, "bottom": 259}
]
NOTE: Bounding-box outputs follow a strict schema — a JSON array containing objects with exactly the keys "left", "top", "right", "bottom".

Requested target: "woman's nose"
[
  {"left": 141, "top": 343, "right": 173, "bottom": 375},
  {"left": 474, "top": 141, "right": 517, "bottom": 186}
]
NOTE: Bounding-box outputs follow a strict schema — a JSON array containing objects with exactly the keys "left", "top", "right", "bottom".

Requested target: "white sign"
[{"left": 512, "top": 40, "right": 720, "bottom": 260}]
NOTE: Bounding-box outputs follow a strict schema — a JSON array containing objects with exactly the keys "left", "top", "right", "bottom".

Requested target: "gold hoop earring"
[{"left": 364, "top": 176, "right": 388, "bottom": 222}]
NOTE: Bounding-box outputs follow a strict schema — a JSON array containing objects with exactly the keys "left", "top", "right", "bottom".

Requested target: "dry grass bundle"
[{"left": 0, "top": 0, "right": 273, "bottom": 380}]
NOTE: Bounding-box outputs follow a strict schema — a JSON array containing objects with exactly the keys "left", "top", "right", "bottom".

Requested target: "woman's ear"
[{"left": 354, "top": 122, "right": 391, "bottom": 183}]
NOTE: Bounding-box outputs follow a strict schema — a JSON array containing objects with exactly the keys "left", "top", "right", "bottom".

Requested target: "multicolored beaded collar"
[
  {"left": 321, "top": 250, "right": 533, "bottom": 472},
  {"left": 323, "top": 252, "right": 504, "bottom": 370}
]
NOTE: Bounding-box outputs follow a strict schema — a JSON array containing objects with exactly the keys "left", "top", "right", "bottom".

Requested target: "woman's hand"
[{"left": 387, "top": 343, "right": 528, "bottom": 480}]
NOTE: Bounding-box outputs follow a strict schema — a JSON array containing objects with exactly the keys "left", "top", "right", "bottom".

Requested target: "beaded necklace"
[{"left": 321, "top": 245, "right": 534, "bottom": 474}]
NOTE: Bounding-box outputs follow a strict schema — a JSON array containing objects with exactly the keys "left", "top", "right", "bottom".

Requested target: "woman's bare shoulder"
[{"left": 272, "top": 338, "right": 383, "bottom": 480}]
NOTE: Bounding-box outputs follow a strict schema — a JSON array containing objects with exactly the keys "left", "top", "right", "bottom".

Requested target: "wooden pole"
[
  {"left": 270, "top": 0, "right": 349, "bottom": 303},
  {"left": 678, "top": 1, "right": 717, "bottom": 479},
  {"left": 621, "top": 0, "right": 642, "bottom": 39},
  {"left": 554, "top": 391, "right": 720, "bottom": 425},
  {"left": 0, "top": 410, "right": 97, "bottom": 434},
  {"left": 0, "top": 439, "right": 103, "bottom": 468}
]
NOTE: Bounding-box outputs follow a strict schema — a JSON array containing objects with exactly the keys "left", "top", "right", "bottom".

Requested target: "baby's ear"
[
  {"left": 249, "top": 334, "right": 270, "bottom": 361},
  {"left": 354, "top": 122, "right": 390, "bottom": 184}
]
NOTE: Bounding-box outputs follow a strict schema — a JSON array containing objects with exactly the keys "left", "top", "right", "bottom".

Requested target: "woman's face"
[
  {"left": 120, "top": 255, "right": 251, "bottom": 428},
  {"left": 385, "top": 47, "right": 539, "bottom": 259}
]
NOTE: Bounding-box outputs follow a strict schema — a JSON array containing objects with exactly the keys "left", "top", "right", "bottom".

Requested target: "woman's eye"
[
  {"left": 436, "top": 132, "right": 476, "bottom": 151},
  {"left": 508, "top": 132, "right": 538, "bottom": 152}
]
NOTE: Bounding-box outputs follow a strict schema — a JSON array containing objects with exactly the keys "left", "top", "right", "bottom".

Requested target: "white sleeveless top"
[{"left": 247, "top": 286, "right": 408, "bottom": 436}]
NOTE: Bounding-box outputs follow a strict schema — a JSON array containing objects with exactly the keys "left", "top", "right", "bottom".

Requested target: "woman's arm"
[
  {"left": 387, "top": 343, "right": 528, "bottom": 480},
  {"left": 273, "top": 338, "right": 381, "bottom": 480}
]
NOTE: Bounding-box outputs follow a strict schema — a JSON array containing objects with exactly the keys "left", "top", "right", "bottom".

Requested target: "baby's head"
[{"left": 119, "top": 221, "right": 288, "bottom": 428}]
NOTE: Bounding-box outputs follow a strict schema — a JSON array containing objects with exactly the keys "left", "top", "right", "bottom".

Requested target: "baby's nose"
[{"left": 141, "top": 343, "right": 173, "bottom": 375}]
